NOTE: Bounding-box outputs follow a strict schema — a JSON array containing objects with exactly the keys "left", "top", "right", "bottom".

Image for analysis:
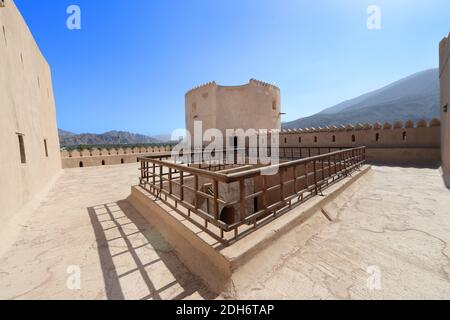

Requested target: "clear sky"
[{"left": 14, "top": 0, "right": 450, "bottom": 135}]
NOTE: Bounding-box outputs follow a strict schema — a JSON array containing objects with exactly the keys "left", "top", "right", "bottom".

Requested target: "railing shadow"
[{"left": 88, "top": 200, "right": 216, "bottom": 300}]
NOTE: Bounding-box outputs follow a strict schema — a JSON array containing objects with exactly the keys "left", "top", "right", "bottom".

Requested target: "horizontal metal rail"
[{"left": 138, "top": 146, "right": 366, "bottom": 245}]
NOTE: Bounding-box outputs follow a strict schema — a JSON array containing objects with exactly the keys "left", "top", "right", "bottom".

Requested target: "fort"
[{"left": 1, "top": 0, "right": 450, "bottom": 300}]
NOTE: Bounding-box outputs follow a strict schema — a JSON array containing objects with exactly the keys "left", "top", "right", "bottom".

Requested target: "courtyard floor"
[{"left": 0, "top": 163, "right": 449, "bottom": 299}]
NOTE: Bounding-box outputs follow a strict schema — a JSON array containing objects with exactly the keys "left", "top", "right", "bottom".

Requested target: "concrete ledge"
[{"left": 128, "top": 165, "right": 371, "bottom": 294}]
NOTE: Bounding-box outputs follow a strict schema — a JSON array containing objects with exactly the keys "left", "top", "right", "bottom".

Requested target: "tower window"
[
  {"left": 284, "top": 137, "right": 287, "bottom": 144},
  {"left": 2, "top": 26, "right": 6, "bottom": 46},
  {"left": 314, "top": 136, "right": 317, "bottom": 143},
  {"left": 402, "top": 131, "right": 407, "bottom": 142},
  {"left": 272, "top": 100, "right": 277, "bottom": 110},
  {"left": 121, "top": 158, "right": 124, "bottom": 164},
  {"left": 299, "top": 137, "right": 301, "bottom": 143},
  {"left": 44, "top": 139, "right": 49, "bottom": 157},
  {"left": 444, "top": 104, "right": 448, "bottom": 113},
  {"left": 102, "top": 160, "right": 105, "bottom": 166},
  {"left": 79, "top": 161, "right": 84, "bottom": 167},
  {"left": 352, "top": 135, "right": 356, "bottom": 142},
  {"left": 18, "top": 134, "right": 26, "bottom": 164},
  {"left": 332, "top": 135, "right": 336, "bottom": 143},
  {"left": 375, "top": 133, "right": 380, "bottom": 142}
]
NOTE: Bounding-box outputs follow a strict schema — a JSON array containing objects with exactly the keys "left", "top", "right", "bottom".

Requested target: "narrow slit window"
[
  {"left": 375, "top": 133, "right": 380, "bottom": 142},
  {"left": 18, "top": 134, "right": 26, "bottom": 163},
  {"left": 352, "top": 135, "right": 356, "bottom": 142},
  {"left": 299, "top": 137, "right": 301, "bottom": 143},
  {"left": 332, "top": 135, "right": 336, "bottom": 143},
  {"left": 2, "top": 26, "right": 6, "bottom": 46},
  {"left": 402, "top": 131, "right": 407, "bottom": 142},
  {"left": 284, "top": 137, "right": 287, "bottom": 144},
  {"left": 44, "top": 139, "right": 48, "bottom": 157},
  {"left": 102, "top": 160, "right": 105, "bottom": 166},
  {"left": 314, "top": 136, "right": 317, "bottom": 143}
]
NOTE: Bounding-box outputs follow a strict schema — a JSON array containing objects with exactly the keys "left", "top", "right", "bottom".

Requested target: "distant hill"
[
  {"left": 58, "top": 129, "right": 165, "bottom": 147},
  {"left": 283, "top": 68, "right": 440, "bottom": 129}
]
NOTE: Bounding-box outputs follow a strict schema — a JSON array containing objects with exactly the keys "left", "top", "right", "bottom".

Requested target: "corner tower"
[{"left": 185, "top": 79, "right": 281, "bottom": 143}]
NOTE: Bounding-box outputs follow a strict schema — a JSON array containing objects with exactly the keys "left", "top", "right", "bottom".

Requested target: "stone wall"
[
  {"left": 0, "top": 0, "right": 61, "bottom": 231},
  {"left": 61, "top": 146, "right": 173, "bottom": 168},
  {"left": 279, "top": 119, "right": 441, "bottom": 165},
  {"left": 439, "top": 33, "right": 450, "bottom": 187}
]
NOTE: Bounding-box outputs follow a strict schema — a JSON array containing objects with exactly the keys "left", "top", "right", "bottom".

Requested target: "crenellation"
[
  {"left": 405, "top": 120, "right": 415, "bottom": 128},
  {"left": 416, "top": 119, "right": 427, "bottom": 127},
  {"left": 393, "top": 121, "right": 403, "bottom": 129},
  {"left": 429, "top": 118, "right": 440, "bottom": 127}
]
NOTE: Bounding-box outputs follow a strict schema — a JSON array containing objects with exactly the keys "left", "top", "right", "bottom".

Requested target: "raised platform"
[{"left": 128, "top": 165, "right": 372, "bottom": 293}]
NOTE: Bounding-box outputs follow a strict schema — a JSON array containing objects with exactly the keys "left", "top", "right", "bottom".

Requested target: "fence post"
[
  {"left": 213, "top": 180, "right": 219, "bottom": 220},
  {"left": 239, "top": 180, "right": 246, "bottom": 221}
]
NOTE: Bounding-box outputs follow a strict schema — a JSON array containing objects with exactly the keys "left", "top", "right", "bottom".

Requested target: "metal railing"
[{"left": 138, "top": 146, "right": 366, "bottom": 245}]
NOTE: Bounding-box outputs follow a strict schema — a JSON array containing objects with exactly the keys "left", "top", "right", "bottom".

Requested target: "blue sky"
[{"left": 15, "top": 0, "right": 450, "bottom": 135}]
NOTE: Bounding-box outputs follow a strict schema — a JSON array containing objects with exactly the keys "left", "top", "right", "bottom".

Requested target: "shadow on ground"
[{"left": 88, "top": 200, "right": 216, "bottom": 300}]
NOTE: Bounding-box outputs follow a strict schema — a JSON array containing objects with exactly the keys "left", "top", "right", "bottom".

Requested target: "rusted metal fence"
[{"left": 138, "top": 146, "right": 366, "bottom": 245}]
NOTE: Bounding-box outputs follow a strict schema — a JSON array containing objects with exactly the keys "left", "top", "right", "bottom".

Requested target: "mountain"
[
  {"left": 58, "top": 130, "right": 164, "bottom": 147},
  {"left": 283, "top": 68, "right": 440, "bottom": 129}
]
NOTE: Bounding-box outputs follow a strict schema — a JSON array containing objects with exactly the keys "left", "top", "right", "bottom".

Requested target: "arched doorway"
[{"left": 219, "top": 206, "right": 236, "bottom": 225}]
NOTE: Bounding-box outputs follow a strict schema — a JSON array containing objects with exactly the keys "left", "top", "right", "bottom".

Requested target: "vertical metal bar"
[
  {"left": 180, "top": 171, "right": 184, "bottom": 201},
  {"left": 194, "top": 175, "right": 198, "bottom": 210},
  {"left": 213, "top": 180, "right": 219, "bottom": 220},
  {"left": 280, "top": 168, "right": 284, "bottom": 201},
  {"left": 313, "top": 160, "right": 318, "bottom": 194},
  {"left": 239, "top": 180, "right": 246, "bottom": 221},
  {"left": 168, "top": 167, "right": 172, "bottom": 195},
  {"left": 262, "top": 176, "right": 268, "bottom": 209}
]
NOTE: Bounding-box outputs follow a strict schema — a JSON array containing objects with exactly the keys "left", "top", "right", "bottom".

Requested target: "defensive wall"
[
  {"left": 0, "top": 0, "right": 61, "bottom": 233},
  {"left": 60, "top": 145, "right": 173, "bottom": 168},
  {"left": 279, "top": 119, "right": 441, "bottom": 166}
]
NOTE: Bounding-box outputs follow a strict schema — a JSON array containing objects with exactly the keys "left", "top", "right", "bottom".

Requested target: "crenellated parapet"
[
  {"left": 280, "top": 119, "right": 440, "bottom": 134},
  {"left": 249, "top": 79, "right": 280, "bottom": 91},
  {"left": 61, "top": 145, "right": 174, "bottom": 169},
  {"left": 185, "top": 81, "right": 217, "bottom": 96}
]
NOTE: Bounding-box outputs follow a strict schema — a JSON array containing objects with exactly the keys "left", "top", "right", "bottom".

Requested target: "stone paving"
[{"left": 0, "top": 164, "right": 449, "bottom": 299}]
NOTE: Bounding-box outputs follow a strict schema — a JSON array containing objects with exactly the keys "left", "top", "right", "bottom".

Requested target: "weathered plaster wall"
[
  {"left": 185, "top": 79, "right": 281, "bottom": 146},
  {"left": 279, "top": 120, "right": 441, "bottom": 165},
  {"left": 439, "top": 34, "right": 450, "bottom": 187},
  {"left": 0, "top": 0, "right": 61, "bottom": 230}
]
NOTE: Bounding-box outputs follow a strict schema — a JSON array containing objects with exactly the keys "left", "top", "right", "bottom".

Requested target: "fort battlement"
[
  {"left": 185, "top": 81, "right": 217, "bottom": 96},
  {"left": 60, "top": 145, "right": 173, "bottom": 168},
  {"left": 279, "top": 119, "right": 441, "bottom": 165}
]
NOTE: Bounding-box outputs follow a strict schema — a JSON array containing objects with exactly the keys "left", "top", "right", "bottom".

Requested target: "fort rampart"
[
  {"left": 60, "top": 145, "right": 173, "bottom": 168},
  {"left": 279, "top": 119, "right": 441, "bottom": 165}
]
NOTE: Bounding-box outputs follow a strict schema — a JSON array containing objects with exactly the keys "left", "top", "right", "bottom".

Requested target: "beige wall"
[
  {"left": 279, "top": 120, "right": 441, "bottom": 165},
  {"left": 440, "top": 34, "right": 450, "bottom": 187},
  {"left": 0, "top": 0, "right": 61, "bottom": 230},
  {"left": 185, "top": 79, "right": 281, "bottom": 146},
  {"left": 61, "top": 146, "right": 173, "bottom": 168}
]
